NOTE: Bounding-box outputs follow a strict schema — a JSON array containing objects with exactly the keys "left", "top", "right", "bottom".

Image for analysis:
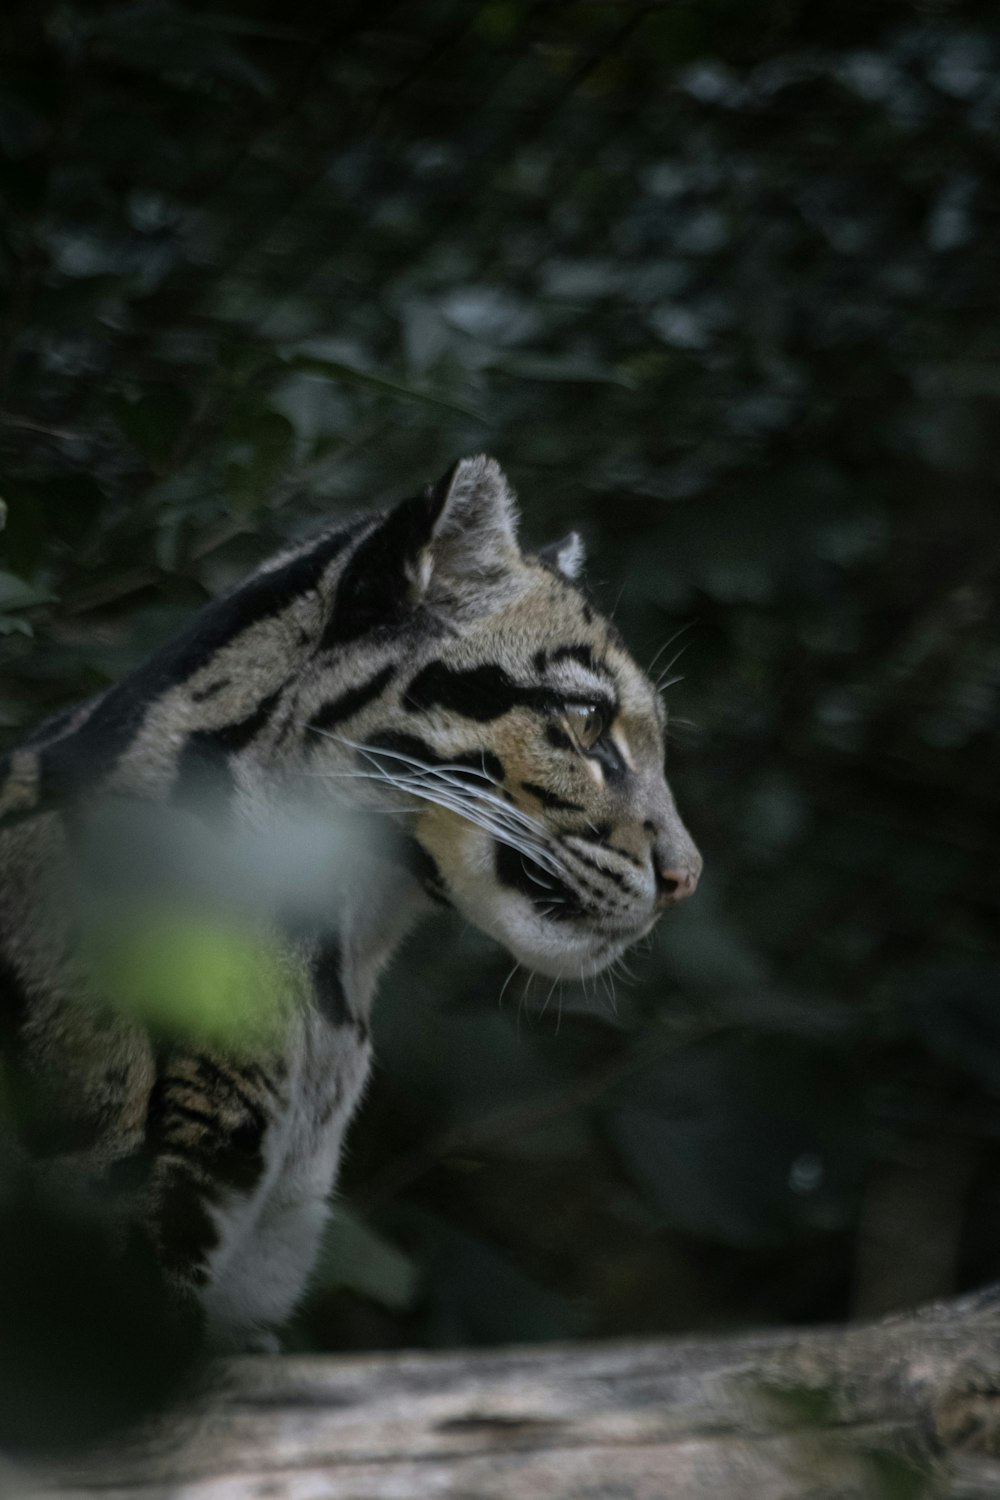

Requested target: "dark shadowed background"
[{"left": 2, "top": 0, "right": 1000, "bottom": 1377}]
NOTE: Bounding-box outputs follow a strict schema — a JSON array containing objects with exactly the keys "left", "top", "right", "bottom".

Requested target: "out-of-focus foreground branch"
[{"left": 21, "top": 1296, "right": 1000, "bottom": 1500}]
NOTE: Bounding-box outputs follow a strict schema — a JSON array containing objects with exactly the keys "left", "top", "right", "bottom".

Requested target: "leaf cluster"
[{"left": 2, "top": 0, "right": 1000, "bottom": 1355}]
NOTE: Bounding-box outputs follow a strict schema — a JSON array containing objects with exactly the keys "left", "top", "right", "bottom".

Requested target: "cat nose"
[
  {"left": 647, "top": 821, "right": 702, "bottom": 909},
  {"left": 654, "top": 861, "right": 700, "bottom": 908}
]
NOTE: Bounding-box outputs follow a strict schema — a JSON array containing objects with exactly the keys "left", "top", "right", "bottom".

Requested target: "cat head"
[{"left": 305, "top": 456, "right": 701, "bottom": 980}]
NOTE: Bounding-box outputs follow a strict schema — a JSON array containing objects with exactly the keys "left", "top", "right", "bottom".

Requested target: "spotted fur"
[{"left": 0, "top": 456, "right": 700, "bottom": 1349}]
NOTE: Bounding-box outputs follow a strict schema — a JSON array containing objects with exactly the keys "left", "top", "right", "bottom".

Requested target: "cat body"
[{"left": 0, "top": 457, "right": 700, "bottom": 1349}]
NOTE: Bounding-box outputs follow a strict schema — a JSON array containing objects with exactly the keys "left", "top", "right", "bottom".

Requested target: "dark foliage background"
[{"left": 3, "top": 0, "right": 1000, "bottom": 1375}]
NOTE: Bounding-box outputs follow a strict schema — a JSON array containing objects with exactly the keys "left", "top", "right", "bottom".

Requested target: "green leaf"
[
  {"left": 110, "top": 389, "right": 194, "bottom": 465},
  {"left": 490, "top": 353, "right": 636, "bottom": 387},
  {"left": 907, "top": 964, "right": 1000, "bottom": 1091},
  {"left": 285, "top": 353, "right": 486, "bottom": 422},
  {"left": 605, "top": 1034, "right": 865, "bottom": 1249},
  {"left": 397, "top": 1209, "right": 578, "bottom": 1345},
  {"left": 0, "top": 571, "right": 56, "bottom": 612},
  {"left": 0, "top": 616, "right": 33, "bottom": 637},
  {"left": 223, "top": 408, "right": 297, "bottom": 512},
  {"left": 85, "top": 910, "right": 293, "bottom": 1053},
  {"left": 310, "top": 1208, "right": 418, "bottom": 1312}
]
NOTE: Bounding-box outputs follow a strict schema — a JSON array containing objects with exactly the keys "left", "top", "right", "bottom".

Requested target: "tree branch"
[{"left": 29, "top": 1296, "right": 1000, "bottom": 1499}]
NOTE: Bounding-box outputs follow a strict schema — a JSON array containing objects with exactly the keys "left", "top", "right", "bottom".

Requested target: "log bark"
[{"left": 23, "top": 1296, "right": 1000, "bottom": 1500}]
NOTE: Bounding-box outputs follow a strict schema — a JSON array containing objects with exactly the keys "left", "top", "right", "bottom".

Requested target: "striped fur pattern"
[{"left": 0, "top": 456, "right": 700, "bottom": 1349}]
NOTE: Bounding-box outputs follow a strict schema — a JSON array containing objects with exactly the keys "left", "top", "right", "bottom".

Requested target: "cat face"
[{"left": 306, "top": 456, "right": 701, "bottom": 980}]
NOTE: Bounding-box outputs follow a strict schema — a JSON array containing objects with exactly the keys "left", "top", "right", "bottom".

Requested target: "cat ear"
[
  {"left": 538, "top": 531, "right": 586, "bottom": 582},
  {"left": 410, "top": 455, "right": 522, "bottom": 608},
  {"left": 328, "top": 457, "right": 523, "bottom": 638}
]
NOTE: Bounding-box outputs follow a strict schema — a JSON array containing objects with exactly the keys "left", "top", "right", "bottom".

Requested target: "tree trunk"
[{"left": 25, "top": 1297, "right": 1000, "bottom": 1500}]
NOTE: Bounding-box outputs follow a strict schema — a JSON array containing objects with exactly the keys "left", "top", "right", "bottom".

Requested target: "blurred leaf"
[
  {"left": 223, "top": 408, "right": 296, "bottom": 512},
  {"left": 0, "top": 572, "right": 56, "bottom": 612},
  {"left": 110, "top": 388, "right": 194, "bottom": 465},
  {"left": 85, "top": 7, "right": 274, "bottom": 92},
  {"left": 655, "top": 875, "right": 769, "bottom": 993},
  {"left": 3, "top": 0, "right": 1000, "bottom": 1357},
  {"left": 85, "top": 909, "right": 291, "bottom": 1052},
  {"left": 0, "top": 1180, "right": 199, "bottom": 1453},
  {"left": 490, "top": 353, "right": 635, "bottom": 387},
  {"left": 907, "top": 964, "right": 1000, "bottom": 1091},
  {"left": 310, "top": 1207, "right": 418, "bottom": 1312},
  {"left": 396, "top": 1209, "right": 578, "bottom": 1346},
  {"left": 605, "top": 1035, "right": 866, "bottom": 1248},
  {"left": 376, "top": 952, "right": 589, "bottom": 1160},
  {"left": 0, "top": 616, "right": 33, "bottom": 637},
  {"left": 284, "top": 353, "right": 485, "bottom": 422}
]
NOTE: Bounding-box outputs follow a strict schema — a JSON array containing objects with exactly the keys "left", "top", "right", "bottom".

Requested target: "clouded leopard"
[{"left": 0, "top": 456, "right": 701, "bottom": 1351}]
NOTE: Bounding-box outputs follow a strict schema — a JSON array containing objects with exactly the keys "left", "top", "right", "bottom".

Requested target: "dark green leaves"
[{"left": 3, "top": 0, "right": 1000, "bottom": 1368}]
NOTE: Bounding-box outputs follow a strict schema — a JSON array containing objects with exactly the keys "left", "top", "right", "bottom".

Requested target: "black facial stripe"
[
  {"left": 559, "top": 840, "right": 630, "bottom": 890},
  {"left": 545, "top": 723, "right": 574, "bottom": 754},
  {"left": 364, "top": 730, "right": 504, "bottom": 789},
  {"left": 578, "top": 821, "right": 611, "bottom": 843},
  {"left": 493, "top": 842, "right": 584, "bottom": 922},
  {"left": 307, "top": 665, "right": 396, "bottom": 737},
  {"left": 404, "top": 661, "right": 558, "bottom": 723},
  {"left": 549, "top": 644, "right": 596, "bottom": 671},
  {"left": 569, "top": 863, "right": 626, "bottom": 908},
  {"left": 566, "top": 826, "right": 644, "bottom": 870},
  {"left": 520, "top": 781, "right": 584, "bottom": 814},
  {"left": 591, "top": 737, "right": 627, "bottom": 782},
  {"left": 409, "top": 650, "right": 618, "bottom": 729}
]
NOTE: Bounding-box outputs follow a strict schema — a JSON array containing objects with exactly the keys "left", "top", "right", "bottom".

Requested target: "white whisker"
[
  {"left": 354, "top": 769, "right": 567, "bottom": 880},
  {"left": 331, "top": 733, "right": 555, "bottom": 842},
  {"left": 646, "top": 620, "right": 694, "bottom": 677},
  {"left": 307, "top": 731, "right": 570, "bottom": 880},
  {"left": 497, "top": 962, "right": 521, "bottom": 1011},
  {"left": 656, "top": 642, "right": 691, "bottom": 693},
  {"left": 540, "top": 975, "right": 559, "bottom": 1021}
]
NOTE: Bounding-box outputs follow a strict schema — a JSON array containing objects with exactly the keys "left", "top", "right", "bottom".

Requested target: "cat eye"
[{"left": 564, "top": 703, "right": 606, "bottom": 750}]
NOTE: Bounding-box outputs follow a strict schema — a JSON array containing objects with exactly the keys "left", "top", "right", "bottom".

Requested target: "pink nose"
[{"left": 655, "top": 863, "right": 700, "bottom": 908}]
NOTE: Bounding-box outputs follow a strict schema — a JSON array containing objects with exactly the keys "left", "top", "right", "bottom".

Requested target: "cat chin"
[
  {"left": 467, "top": 894, "right": 634, "bottom": 981},
  {"left": 513, "top": 936, "right": 629, "bottom": 981}
]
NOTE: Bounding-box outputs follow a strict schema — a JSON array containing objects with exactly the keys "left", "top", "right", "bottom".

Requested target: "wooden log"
[{"left": 22, "top": 1296, "right": 1000, "bottom": 1500}]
